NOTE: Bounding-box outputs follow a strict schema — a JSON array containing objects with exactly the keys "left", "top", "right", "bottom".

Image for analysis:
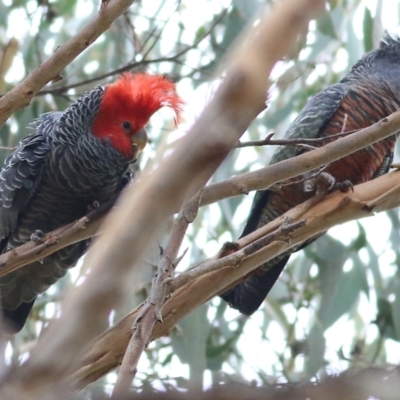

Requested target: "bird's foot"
[
  {"left": 87, "top": 200, "right": 100, "bottom": 213},
  {"left": 304, "top": 172, "right": 353, "bottom": 195},
  {"left": 31, "top": 230, "right": 46, "bottom": 244},
  {"left": 304, "top": 171, "right": 336, "bottom": 194},
  {"left": 333, "top": 179, "right": 353, "bottom": 193},
  {"left": 218, "top": 241, "right": 240, "bottom": 258}
]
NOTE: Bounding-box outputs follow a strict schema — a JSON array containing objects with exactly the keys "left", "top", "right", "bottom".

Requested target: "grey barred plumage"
[
  {"left": 0, "top": 73, "right": 183, "bottom": 333},
  {"left": 221, "top": 33, "right": 400, "bottom": 315},
  {"left": 0, "top": 86, "right": 131, "bottom": 332}
]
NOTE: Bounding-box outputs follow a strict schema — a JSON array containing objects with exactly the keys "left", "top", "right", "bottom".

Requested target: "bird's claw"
[
  {"left": 219, "top": 241, "right": 240, "bottom": 258},
  {"left": 31, "top": 230, "right": 46, "bottom": 244},
  {"left": 304, "top": 172, "right": 353, "bottom": 195},
  {"left": 87, "top": 200, "right": 100, "bottom": 212},
  {"left": 333, "top": 179, "right": 353, "bottom": 192},
  {"left": 304, "top": 171, "right": 336, "bottom": 194}
]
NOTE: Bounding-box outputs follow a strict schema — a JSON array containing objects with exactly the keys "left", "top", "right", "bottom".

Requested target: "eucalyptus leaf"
[
  {"left": 312, "top": 236, "right": 359, "bottom": 330},
  {"left": 316, "top": 13, "right": 337, "bottom": 39},
  {"left": 170, "top": 304, "right": 210, "bottom": 372},
  {"left": 391, "top": 280, "right": 400, "bottom": 341},
  {"left": 306, "top": 325, "right": 326, "bottom": 377},
  {"left": 363, "top": 7, "right": 374, "bottom": 52}
]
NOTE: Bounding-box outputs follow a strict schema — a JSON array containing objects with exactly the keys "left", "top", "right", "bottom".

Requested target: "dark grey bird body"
[
  {"left": 0, "top": 87, "right": 131, "bottom": 333},
  {"left": 221, "top": 35, "right": 400, "bottom": 315}
]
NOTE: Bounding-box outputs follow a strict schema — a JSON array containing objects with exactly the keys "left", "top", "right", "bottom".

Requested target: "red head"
[{"left": 91, "top": 73, "right": 183, "bottom": 158}]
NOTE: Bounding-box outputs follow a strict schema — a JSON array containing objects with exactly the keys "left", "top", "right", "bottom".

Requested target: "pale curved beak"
[{"left": 131, "top": 128, "right": 148, "bottom": 153}]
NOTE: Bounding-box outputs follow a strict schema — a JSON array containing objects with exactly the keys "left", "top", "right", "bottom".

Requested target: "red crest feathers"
[{"left": 92, "top": 73, "right": 183, "bottom": 157}]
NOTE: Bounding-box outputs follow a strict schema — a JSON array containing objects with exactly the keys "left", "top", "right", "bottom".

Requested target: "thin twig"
[
  {"left": 278, "top": 165, "right": 328, "bottom": 188},
  {"left": 200, "top": 115, "right": 399, "bottom": 208},
  {"left": 341, "top": 113, "right": 348, "bottom": 134},
  {"left": 236, "top": 128, "right": 358, "bottom": 148},
  {"left": 35, "top": 10, "right": 228, "bottom": 97}
]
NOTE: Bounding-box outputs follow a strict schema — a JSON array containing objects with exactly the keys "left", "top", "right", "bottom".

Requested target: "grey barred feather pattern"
[{"left": 0, "top": 86, "right": 132, "bottom": 333}]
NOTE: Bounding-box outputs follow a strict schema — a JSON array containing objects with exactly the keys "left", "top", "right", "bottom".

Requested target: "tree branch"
[
  {"left": 0, "top": 0, "right": 324, "bottom": 396},
  {"left": 0, "top": 198, "right": 116, "bottom": 279},
  {"left": 72, "top": 167, "right": 400, "bottom": 389},
  {"left": 200, "top": 114, "right": 400, "bottom": 207},
  {"left": 168, "top": 218, "right": 306, "bottom": 293},
  {"left": 235, "top": 128, "right": 355, "bottom": 148},
  {"left": 36, "top": 10, "right": 228, "bottom": 97},
  {"left": 0, "top": 0, "right": 136, "bottom": 127},
  {"left": 0, "top": 110, "right": 398, "bottom": 289},
  {"left": 111, "top": 191, "right": 201, "bottom": 397}
]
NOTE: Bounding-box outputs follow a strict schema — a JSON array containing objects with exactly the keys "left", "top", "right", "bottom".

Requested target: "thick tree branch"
[
  {"left": 0, "top": 0, "right": 324, "bottom": 396},
  {"left": 72, "top": 168, "right": 400, "bottom": 389},
  {"left": 0, "top": 0, "right": 136, "bottom": 127},
  {"left": 200, "top": 113, "right": 400, "bottom": 207},
  {"left": 0, "top": 108, "right": 396, "bottom": 283},
  {"left": 0, "top": 105, "right": 394, "bottom": 288}
]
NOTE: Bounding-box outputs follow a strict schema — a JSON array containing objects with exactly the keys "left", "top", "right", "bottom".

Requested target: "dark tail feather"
[
  {"left": 1, "top": 300, "right": 36, "bottom": 334},
  {"left": 220, "top": 256, "right": 289, "bottom": 315}
]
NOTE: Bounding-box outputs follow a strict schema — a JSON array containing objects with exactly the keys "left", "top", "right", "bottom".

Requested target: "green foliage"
[
  {"left": 363, "top": 6, "right": 374, "bottom": 52},
  {"left": 1, "top": 0, "right": 400, "bottom": 394}
]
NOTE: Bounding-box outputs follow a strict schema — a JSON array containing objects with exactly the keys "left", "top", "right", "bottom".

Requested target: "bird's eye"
[{"left": 122, "top": 121, "right": 131, "bottom": 130}]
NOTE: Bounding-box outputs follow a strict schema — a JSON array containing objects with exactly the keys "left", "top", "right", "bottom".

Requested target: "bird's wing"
[
  {"left": 221, "top": 84, "right": 350, "bottom": 314},
  {"left": 243, "top": 82, "right": 350, "bottom": 236},
  {"left": 271, "top": 82, "right": 350, "bottom": 163},
  {"left": 0, "top": 126, "right": 54, "bottom": 242}
]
